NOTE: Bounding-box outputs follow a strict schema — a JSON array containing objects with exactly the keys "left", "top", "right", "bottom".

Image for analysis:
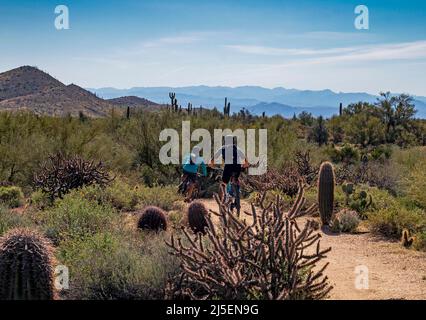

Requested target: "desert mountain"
[
  {"left": 0, "top": 66, "right": 159, "bottom": 117},
  {"left": 107, "top": 96, "right": 160, "bottom": 111}
]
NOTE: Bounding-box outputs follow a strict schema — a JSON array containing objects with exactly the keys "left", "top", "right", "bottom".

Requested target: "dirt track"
[{"left": 198, "top": 199, "right": 426, "bottom": 300}]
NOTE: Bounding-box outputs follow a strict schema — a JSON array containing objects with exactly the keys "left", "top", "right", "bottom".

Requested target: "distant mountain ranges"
[
  {"left": 89, "top": 86, "right": 426, "bottom": 119},
  {"left": 0, "top": 66, "right": 425, "bottom": 118}
]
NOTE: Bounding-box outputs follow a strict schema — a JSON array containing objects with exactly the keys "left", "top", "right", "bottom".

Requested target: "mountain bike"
[
  {"left": 209, "top": 167, "right": 241, "bottom": 216},
  {"left": 178, "top": 172, "right": 201, "bottom": 202}
]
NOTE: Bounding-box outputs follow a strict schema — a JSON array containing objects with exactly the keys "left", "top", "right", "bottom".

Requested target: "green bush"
[
  {"left": 30, "top": 189, "right": 53, "bottom": 210},
  {"left": 332, "top": 209, "right": 360, "bottom": 233},
  {"left": 80, "top": 181, "right": 181, "bottom": 212},
  {"left": 406, "top": 162, "right": 426, "bottom": 209},
  {"left": 40, "top": 191, "right": 117, "bottom": 244},
  {"left": 81, "top": 179, "right": 139, "bottom": 211},
  {"left": 0, "top": 206, "right": 32, "bottom": 236},
  {"left": 138, "top": 186, "right": 182, "bottom": 211},
  {"left": 0, "top": 186, "right": 24, "bottom": 208},
  {"left": 369, "top": 205, "right": 426, "bottom": 238},
  {"left": 58, "top": 231, "right": 180, "bottom": 300},
  {"left": 413, "top": 231, "right": 426, "bottom": 252}
]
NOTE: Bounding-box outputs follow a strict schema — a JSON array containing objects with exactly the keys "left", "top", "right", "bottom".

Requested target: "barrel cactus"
[
  {"left": 318, "top": 162, "right": 335, "bottom": 226},
  {"left": 0, "top": 228, "right": 56, "bottom": 300},
  {"left": 137, "top": 206, "right": 168, "bottom": 231},
  {"left": 188, "top": 201, "right": 209, "bottom": 234}
]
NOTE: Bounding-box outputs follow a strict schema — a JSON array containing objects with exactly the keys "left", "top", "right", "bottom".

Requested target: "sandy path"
[{"left": 195, "top": 199, "right": 426, "bottom": 300}]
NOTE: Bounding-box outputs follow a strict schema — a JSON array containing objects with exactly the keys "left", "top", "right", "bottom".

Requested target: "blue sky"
[{"left": 1, "top": 0, "right": 426, "bottom": 95}]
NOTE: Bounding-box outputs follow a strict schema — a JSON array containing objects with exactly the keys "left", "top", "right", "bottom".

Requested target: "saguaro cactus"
[
  {"left": 169, "top": 92, "right": 178, "bottom": 112},
  {"left": 0, "top": 228, "right": 56, "bottom": 300},
  {"left": 187, "top": 102, "right": 193, "bottom": 115},
  {"left": 318, "top": 162, "right": 335, "bottom": 226},
  {"left": 224, "top": 98, "right": 231, "bottom": 116}
]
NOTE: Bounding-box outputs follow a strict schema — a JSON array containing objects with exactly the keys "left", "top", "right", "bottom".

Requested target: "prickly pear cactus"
[
  {"left": 318, "top": 162, "right": 335, "bottom": 226},
  {"left": 0, "top": 228, "right": 56, "bottom": 300}
]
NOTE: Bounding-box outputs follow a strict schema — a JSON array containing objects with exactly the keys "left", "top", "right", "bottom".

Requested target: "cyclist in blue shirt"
[{"left": 181, "top": 146, "right": 207, "bottom": 202}]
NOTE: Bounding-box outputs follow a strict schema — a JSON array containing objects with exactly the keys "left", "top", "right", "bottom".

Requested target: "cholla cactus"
[
  {"left": 166, "top": 181, "right": 332, "bottom": 300},
  {"left": 0, "top": 228, "right": 56, "bottom": 300},
  {"left": 34, "top": 153, "right": 111, "bottom": 200}
]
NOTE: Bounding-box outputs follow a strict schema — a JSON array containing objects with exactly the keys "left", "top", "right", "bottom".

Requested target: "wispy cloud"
[
  {"left": 225, "top": 45, "right": 357, "bottom": 56},
  {"left": 225, "top": 40, "right": 426, "bottom": 64},
  {"left": 142, "top": 35, "right": 202, "bottom": 48}
]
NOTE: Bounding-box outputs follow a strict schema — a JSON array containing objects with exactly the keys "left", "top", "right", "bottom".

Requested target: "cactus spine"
[
  {"left": 318, "top": 162, "right": 335, "bottom": 226},
  {"left": 0, "top": 228, "right": 56, "bottom": 300}
]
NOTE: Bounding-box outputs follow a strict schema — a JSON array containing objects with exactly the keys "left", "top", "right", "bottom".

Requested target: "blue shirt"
[{"left": 182, "top": 154, "right": 207, "bottom": 176}]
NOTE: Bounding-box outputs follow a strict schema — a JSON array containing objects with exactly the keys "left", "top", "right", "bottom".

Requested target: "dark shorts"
[
  {"left": 222, "top": 164, "right": 242, "bottom": 184},
  {"left": 183, "top": 170, "right": 197, "bottom": 183}
]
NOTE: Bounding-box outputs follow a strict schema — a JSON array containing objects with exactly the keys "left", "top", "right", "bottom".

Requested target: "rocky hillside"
[{"left": 0, "top": 66, "right": 160, "bottom": 117}]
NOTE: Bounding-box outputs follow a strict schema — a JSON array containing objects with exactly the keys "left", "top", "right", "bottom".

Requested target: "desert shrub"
[
  {"left": 137, "top": 206, "right": 168, "bottom": 232},
  {"left": 81, "top": 179, "right": 139, "bottom": 211},
  {"left": 137, "top": 186, "right": 182, "bottom": 211},
  {"left": 369, "top": 145, "right": 392, "bottom": 161},
  {"left": 0, "top": 186, "right": 24, "bottom": 208},
  {"left": 365, "top": 187, "right": 397, "bottom": 212},
  {"left": 242, "top": 167, "right": 300, "bottom": 197},
  {"left": 331, "top": 209, "right": 360, "bottom": 233},
  {"left": 327, "top": 144, "right": 359, "bottom": 164},
  {"left": 0, "top": 206, "right": 32, "bottom": 236},
  {"left": 30, "top": 189, "right": 53, "bottom": 210},
  {"left": 369, "top": 205, "right": 426, "bottom": 238},
  {"left": 79, "top": 183, "right": 181, "bottom": 212},
  {"left": 413, "top": 231, "right": 426, "bottom": 251},
  {"left": 58, "top": 232, "right": 179, "bottom": 300},
  {"left": 406, "top": 162, "right": 426, "bottom": 208},
  {"left": 335, "top": 160, "right": 400, "bottom": 193},
  {"left": 168, "top": 210, "right": 184, "bottom": 229},
  {"left": 40, "top": 191, "right": 117, "bottom": 244},
  {"left": 105, "top": 179, "right": 139, "bottom": 210}
]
